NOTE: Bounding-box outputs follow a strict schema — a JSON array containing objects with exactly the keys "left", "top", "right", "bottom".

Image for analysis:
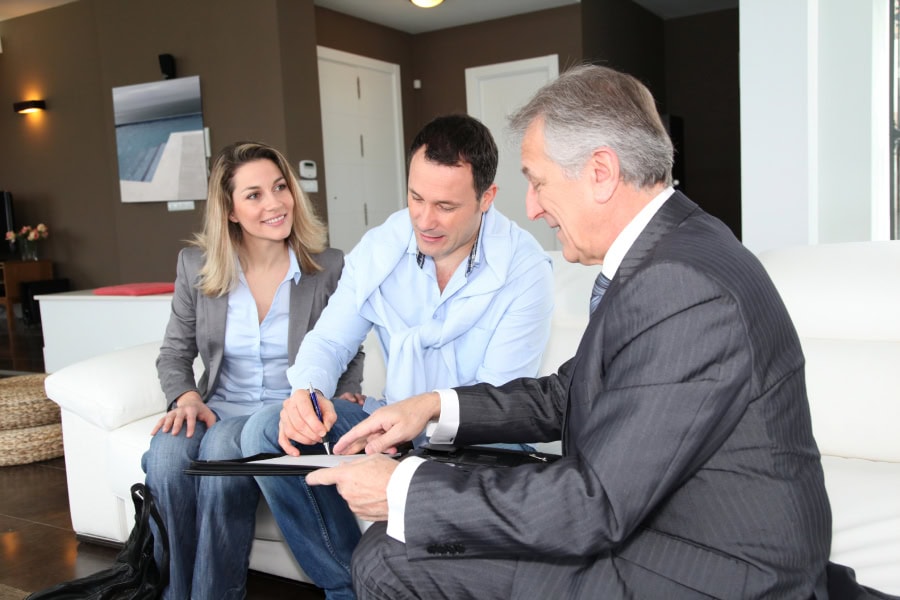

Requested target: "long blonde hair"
[{"left": 194, "top": 141, "right": 328, "bottom": 297}]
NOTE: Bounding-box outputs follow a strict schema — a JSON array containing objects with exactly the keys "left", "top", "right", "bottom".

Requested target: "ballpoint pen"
[{"left": 308, "top": 383, "right": 331, "bottom": 455}]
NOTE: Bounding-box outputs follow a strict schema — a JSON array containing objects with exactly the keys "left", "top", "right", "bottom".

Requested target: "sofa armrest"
[{"left": 45, "top": 341, "right": 168, "bottom": 432}]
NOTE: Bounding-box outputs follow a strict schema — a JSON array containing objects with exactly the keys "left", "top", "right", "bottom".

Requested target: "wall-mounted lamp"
[
  {"left": 410, "top": 0, "right": 444, "bottom": 7},
  {"left": 13, "top": 100, "right": 46, "bottom": 114}
]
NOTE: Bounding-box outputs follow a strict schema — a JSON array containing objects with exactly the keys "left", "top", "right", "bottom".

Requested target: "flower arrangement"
[{"left": 6, "top": 224, "right": 49, "bottom": 261}]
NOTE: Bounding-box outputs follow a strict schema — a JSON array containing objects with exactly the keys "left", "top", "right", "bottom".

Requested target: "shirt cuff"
[
  {"left": 386, "top": 456, "right": 426, "bottom": 542},
  {"left": 287, "top": 365, "right": 335, "bottom": 399},
  {"left": 428, "top": 388, "right": 460, "bottom": 444}
]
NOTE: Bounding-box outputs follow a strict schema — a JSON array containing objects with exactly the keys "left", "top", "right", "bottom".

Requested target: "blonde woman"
[{"left": 142, "top": 141, "right": 362, "bottom": 600}]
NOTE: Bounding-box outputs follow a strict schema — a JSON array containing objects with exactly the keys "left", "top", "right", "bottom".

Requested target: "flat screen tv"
[{"left": 0, "top": 191, "right": 17, "bottom": 259}]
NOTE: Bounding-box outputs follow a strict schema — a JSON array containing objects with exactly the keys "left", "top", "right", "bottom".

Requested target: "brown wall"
[
  {"left": 581, "top": 0, "right": 666, "bottom": 103},
  {"left": 0, "top": 1, "right": 116, "bottom": 287},
  {"left": 316, "top": 5, "right": 582, "bottom": 160},
  {"left": 0, "top": 1, "right": 578, "bottom": 289},
  {"left": 0, "top": 0, "right": 739, "bottom": 288},
  {"left": 0, "top": 0, "right": 322, "bottom": 287},
  {"left": 410, "top": 5, "right": 583, "bottom": 132},
  {"left": 664, "top": 9, "right": 741, "bottom": 237},
  {"left": 580, "top": 1, "right": 741, "bottom": 238}
]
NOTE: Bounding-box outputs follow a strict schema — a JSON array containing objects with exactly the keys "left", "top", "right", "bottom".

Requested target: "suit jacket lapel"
[
  {"left": 203, "top": 292, "right": 228, "bottom": 397},
  {"left": 561, "top": 191, "right": 699, "bottom": 448},
  {"left": 614, "top": 191, "right": 698, "bottom": 287},
  {"left": 288, "top": 272, "right": 315, "bottom": 365}
]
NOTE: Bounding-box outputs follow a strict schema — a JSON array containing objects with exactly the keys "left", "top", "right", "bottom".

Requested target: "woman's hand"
[
  {"left": 151, "top": 391, "right": 216, "bottom": 437},
  {"left": 338, "top": 392, "right": 367, "bottom": 406}
]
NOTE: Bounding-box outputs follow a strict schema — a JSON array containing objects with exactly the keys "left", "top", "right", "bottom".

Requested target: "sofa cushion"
[
  {"left": 759, "top": 242, "right": 900, "bottom": 462},
  {"left": 46, "top": 342, "right": 167, "bottom": 431},
  {"left": 823, "top": 455, "right": 900, "bottom": 594},
  {"left": 801, "top": 338, "right": 900, "bottom": 461},
  {"left": 759, "top": 241, "right": 900, "bottom": 341}
]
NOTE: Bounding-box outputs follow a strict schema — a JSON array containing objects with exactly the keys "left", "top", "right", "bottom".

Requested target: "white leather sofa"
[
  {"left": 757, "top": 241, "right": 900, "bottom": 594},
  {"left": 45, "top": 244, "right": 900, "bottom": 593}
]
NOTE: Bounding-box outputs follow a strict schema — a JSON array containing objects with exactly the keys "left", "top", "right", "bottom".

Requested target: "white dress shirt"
[{"left": 206, "top": 250, "right": 301, "bottom": 420}]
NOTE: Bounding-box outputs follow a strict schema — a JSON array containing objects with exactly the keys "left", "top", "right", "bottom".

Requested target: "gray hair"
[{"left": 508, "top": 64, "right": 673, "bottom": 188}]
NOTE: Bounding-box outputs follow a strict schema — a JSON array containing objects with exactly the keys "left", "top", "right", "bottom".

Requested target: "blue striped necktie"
[{"left": 589, "top": 272, "right": 611, "bottom": 314}]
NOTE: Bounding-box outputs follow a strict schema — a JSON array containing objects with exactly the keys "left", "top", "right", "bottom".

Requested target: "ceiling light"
[{"left": 410, "top": 0, "right": 444, "bottom": 7}]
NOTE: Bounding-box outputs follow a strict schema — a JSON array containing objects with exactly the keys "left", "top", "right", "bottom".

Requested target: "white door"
[
  {"left": 318, "top": 47, "right": 406, "bottom": 252},
  {"left": 466, "top": 55, "right": 559, "bottom": 250}
]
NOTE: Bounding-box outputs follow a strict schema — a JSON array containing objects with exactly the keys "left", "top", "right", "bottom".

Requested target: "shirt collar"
[
  {"left": 602, "top": 186, "right": 674, "bottom": 279},
  {"left": 236, "top": 245, "right": 303, "bottom": 285},
  {"left": 287, "top": 247, "right": 302, "bottom": 284}
]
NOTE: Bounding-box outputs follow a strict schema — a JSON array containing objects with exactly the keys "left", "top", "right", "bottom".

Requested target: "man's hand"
[
  {"left": 151, "top": 391, "right": 216, "bottom": 437},
  {"left": 333, "top": 392, "right": 441, "bottom": 456},
  {"left": 306, "top": 454, "right": 398, "bottom": 521},
  {"left": 278, "top": 389, "right": 336, "bottom": 456}
]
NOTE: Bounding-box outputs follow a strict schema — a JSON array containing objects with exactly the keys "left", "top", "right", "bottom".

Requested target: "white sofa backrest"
[
  {"left": 758, "top": 241, "right": 900, "bottom": 462},
  {"left": 542, "top": 251, "right": 601, "bottom": 376}
]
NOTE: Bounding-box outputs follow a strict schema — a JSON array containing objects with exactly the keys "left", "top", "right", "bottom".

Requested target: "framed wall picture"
[{"left": 112, "top": 76, "right": 208, "bottom": 203}]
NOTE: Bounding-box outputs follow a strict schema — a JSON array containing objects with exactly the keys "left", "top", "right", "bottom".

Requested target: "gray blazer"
[
  {"left": 157, "top": 246, "right": 363, "bottom": 407},
  {"left": 405, "top": 192, "right": 831, "bottom": 599}
]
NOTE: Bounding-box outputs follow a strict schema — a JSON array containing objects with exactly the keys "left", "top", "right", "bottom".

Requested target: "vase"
[{"left": 19, "top": 240, "right": 39, "bottom": 261}]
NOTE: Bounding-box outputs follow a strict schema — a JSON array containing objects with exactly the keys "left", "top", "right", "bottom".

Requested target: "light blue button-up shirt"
[
  {"left": 207, "top": 250, "right": 301, "bottom": 420},
  {"left": 287, "top": 206, "right": 554, "bottom": 409}
]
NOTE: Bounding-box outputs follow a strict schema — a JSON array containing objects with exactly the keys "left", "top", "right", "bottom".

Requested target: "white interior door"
[
  {"left": 318, "top": 47, "right": 405, "bottom": 252},
  {"left": 466, "top": 55, "right": 559, "bottom": 250}
]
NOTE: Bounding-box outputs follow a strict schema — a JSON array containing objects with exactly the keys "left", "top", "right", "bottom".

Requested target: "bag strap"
[{"left": 130, "top": 482, "right": 170, "bottom": 588}]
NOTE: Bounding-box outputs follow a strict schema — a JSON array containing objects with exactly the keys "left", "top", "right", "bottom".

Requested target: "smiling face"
[
  {"left": 407, "top": 147, "right": 496, "bottom": 270},
  {"left": 228, "top": 158, "right": 294, "bottom": 246}
]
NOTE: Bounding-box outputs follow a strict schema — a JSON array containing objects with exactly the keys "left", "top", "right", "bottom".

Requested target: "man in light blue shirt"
[{"left": 241, "top": 114, "right": 553, "bottom": 600}]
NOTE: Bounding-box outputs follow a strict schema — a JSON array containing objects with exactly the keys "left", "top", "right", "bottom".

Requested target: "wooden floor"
[
  {"left": 0, "top": 311, "right": 325, "bottom": 598},
  {"left": 0, "top": 459, "right": 326, "bottom": 598}
]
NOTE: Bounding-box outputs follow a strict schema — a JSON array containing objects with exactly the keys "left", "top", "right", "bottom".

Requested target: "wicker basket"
[{"left": 0, "top": 373, "right": 64, "bottom": 466}]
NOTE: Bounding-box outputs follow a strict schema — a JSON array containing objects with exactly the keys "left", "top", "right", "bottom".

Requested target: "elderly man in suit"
[{"left": 308, "top": 64, "right": 832, "bottom": 599}]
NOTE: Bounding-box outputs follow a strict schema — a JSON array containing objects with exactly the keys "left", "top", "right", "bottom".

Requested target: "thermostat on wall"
[{"left": 299, "top": 160, "right": 317, "bottom": 179}]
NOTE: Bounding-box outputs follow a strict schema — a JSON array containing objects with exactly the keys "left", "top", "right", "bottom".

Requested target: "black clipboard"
[
  {"left": 411, "top": 444, "right": 561, "bottom": 470},
  {"left": 184, "top": 452, "right": 366, "bottom": 476},
  {"left": 185, "top": 445, "right": 561, "bottom": 476}
]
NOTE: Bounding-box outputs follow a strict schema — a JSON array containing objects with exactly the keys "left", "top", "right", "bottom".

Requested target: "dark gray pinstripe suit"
[{"left": 354, "top": 192, "right": 832, "bottom": 599}]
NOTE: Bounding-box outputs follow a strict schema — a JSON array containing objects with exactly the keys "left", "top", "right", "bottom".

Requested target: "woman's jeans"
[
  {"left": 142, "top": 415, "right": 259, "bottom": 600},
  {"left": 241, "top": 400, "right": 368, "bottom": 600}
]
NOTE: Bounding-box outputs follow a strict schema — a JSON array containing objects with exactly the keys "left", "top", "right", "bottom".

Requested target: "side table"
[{"left": 0, "top": 259, "right": 54, "bottom": 337}]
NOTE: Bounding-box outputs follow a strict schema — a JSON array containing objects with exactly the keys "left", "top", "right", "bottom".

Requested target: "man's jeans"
[
  {"left": 142, "top": 416, "right": 258, "bottom": 600},
  {"left": 241, "top": 400, "right": 368, "bottom": 600}
]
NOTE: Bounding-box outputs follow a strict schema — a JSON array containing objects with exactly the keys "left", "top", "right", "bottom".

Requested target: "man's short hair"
[
  {"left": 408, "top": 114, "right": 498, "bottom": 199},
  {"left": 508, "top": 64, "right": 674, "bottom": 188}
]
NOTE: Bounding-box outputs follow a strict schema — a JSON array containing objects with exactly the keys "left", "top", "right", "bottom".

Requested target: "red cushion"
[{"left": 93, "top": 282, "right": 175, "bottom": 296}]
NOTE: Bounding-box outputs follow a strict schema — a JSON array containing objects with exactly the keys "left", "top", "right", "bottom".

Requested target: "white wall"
[{"left": 740, "top": 0, "right": 890, "bottom": 254}]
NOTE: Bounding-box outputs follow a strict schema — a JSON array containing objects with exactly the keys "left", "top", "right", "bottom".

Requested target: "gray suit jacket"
[
  {"left": 157, "top": 246, "right": 363, "bottom": 406},
  {"left": 405, "top": 193, "right": 831, "bottom": 599}
]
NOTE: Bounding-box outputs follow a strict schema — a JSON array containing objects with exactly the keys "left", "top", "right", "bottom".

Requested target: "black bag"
[{"left": 26, "top": 483, "right": 169, "bottom": 600}]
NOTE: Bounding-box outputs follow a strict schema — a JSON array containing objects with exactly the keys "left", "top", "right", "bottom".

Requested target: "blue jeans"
[
  {"left": 241, "top": 400, "right": 369, "bottom": 600},
  {"left": 142, "top": 415, "right": 259, "bottom": 600}
]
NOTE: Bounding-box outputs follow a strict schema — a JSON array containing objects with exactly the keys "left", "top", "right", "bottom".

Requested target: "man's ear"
[
  {"left": 478, "top": 183, "right": 498, "bottom": 212},
  {"left": 588, "top": 148, "right": 620, "bottom": 205}
]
